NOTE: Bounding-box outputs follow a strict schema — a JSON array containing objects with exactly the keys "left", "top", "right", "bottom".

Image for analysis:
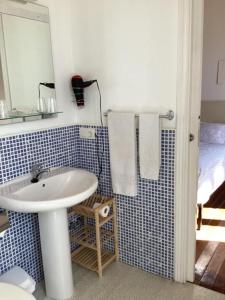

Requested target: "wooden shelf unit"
[{"left": 70, "top": 194, "right": 119, "bottom": 277}]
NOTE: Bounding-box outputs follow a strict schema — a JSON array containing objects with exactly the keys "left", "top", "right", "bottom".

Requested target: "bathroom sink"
[
  {"left": 0, "top": 167, "right": 98, "bottom": 213},
  {"left": 0, "top": 167, "right": 98, "bottom": 300}
]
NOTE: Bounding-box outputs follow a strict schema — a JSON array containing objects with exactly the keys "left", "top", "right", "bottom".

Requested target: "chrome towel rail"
[{"left": 104, "top": 110, "right": 174, "bottom": 121}]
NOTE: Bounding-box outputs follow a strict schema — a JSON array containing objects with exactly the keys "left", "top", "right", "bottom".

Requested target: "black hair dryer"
[{"left": 71, "top": 75, "right": 96, "bottom": 107}]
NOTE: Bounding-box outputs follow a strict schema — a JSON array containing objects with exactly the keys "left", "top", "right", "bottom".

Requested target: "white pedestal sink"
[{"left": 0, "top": 167, "right": 98, "bottom": 300}]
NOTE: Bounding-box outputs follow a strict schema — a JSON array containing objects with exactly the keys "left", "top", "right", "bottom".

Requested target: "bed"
[{"left": 197, "top": 122, "right": 225, "bottom": 229}]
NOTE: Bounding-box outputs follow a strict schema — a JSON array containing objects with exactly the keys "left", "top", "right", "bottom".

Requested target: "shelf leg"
[
  {"left": 84, "top": 216, "right": 88, "bottom": 242},
  {"left": 113, "top": 200, "right": 119, "bottom": 262},
  {"left": 95, "top": 211, "right": 102, "bottom": 278}
]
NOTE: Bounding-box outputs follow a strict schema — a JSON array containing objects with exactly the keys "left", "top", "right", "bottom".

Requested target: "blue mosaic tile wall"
[
  {"left": 78, "top": 127, "right": 175, "bottom": 279},
  {"left": 0, "top": 124, "right": 175, "bottom": 282},
  {"left": 0, "top": 126, "right": 80, "bottom": 282}
]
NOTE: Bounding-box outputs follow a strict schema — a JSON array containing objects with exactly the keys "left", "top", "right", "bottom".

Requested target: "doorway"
[{"left": 193, "top": 0, "right": 225, "bottom": 294}]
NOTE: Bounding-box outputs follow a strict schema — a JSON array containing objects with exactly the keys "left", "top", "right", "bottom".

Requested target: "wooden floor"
[
  {"left": 195, "top": 181, "right": 225, "bottom": 294},
  {"left": 195, "top": 240, "right": 225, "bottom": 294}
]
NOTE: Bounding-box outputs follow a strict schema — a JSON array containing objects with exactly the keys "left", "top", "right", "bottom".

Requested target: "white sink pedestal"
[
  {"left": 0, "top": 167, "right": 98, "bottom": 300},
  {"left": 38, "top": 209, "right": 74, "bottom": 300}
]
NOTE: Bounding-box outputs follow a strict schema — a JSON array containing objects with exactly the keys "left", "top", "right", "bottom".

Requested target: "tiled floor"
[{"left": 34, "top": 262, "right": 225, "bottom": 300}]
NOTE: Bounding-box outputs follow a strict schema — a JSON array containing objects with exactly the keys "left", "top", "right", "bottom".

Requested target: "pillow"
[{"left": 200, "top": 122, "right": 225, "bottom": 144}]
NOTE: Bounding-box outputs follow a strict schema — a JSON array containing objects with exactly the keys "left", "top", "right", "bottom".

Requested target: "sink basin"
[
  {"left": 0, "top": 167, "right": 98, "bottom": 213},
  {"left": 0, "top": 167, "right": 98, "bottom": 300}
]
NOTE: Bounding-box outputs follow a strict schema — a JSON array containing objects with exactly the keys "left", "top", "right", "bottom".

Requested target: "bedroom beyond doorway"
[{"left": 195, "top": 0, "right": 225, "bottom": 294}]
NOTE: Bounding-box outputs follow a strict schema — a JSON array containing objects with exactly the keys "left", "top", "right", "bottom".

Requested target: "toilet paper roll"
[
  {"left": 93, "top": 203, "right": 110, "bottom": 218},
  {"left": 0, "top": 230, "right": 7, "bottom": 239},
  {"left": 0, "top": 212, "right": 9, "bottom": 239}
]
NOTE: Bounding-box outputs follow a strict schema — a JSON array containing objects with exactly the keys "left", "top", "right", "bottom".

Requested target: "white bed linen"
[
  {"left": 200, "top": 122, "right": 225, "bottom": 144},
  {"left": 198, "top": 142, "right": 225, "bottom": 204}
]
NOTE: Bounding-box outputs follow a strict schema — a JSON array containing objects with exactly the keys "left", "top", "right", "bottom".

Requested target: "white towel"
[
  {"left": 108, "top": 112, "right": 137, "bottom": 197},
  {"left": 139, "top": 113, "right": 161, "bottom": 180}
]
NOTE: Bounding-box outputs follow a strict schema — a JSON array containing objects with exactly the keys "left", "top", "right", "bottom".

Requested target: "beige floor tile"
[{"left": 34, "top": 262, "right": 225, "bottom": 300}]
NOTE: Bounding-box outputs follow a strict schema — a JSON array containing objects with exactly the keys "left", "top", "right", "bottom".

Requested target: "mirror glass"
[
  {"left": 0, "top": 57, "right": 6, "bottom": 102},
  {"left": 0, "top": 1, "right": 58, "bottom": 124}
]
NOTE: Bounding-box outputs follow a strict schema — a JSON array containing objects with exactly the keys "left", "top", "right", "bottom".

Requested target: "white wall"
[
  {"left": 0, "top": 0, "right": 76, "bottom": 136},
  {"left": 71, "top": 0, "right": 178, "bottom": 128},
  {"left": 0, "top": 0, "right": 179, "bottom": 135},
  {"left": 202, "top": 0, "right": 225, "bottom": 102},
  {"left": 201, "top": 101, "right": 225, "bottom": 123}
]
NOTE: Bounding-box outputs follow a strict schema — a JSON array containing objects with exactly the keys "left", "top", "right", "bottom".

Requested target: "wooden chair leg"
[{"left": 197, "top": 203, "right": 202, "bottom": 230}]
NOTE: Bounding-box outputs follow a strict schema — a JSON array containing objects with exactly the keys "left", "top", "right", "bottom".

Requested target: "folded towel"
[
  {"left": 139, "top": 113, "right": 161, "bottom": 180},
  {"left": 108, "top": 112, "right": 137, "bottom": 196}
]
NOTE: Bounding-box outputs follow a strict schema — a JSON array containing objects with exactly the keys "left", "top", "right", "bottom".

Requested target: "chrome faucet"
[{"left": 31, "top": 164, "right": 50, "bottom": 183}]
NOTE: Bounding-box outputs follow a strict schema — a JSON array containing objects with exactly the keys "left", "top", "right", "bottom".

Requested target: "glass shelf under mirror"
[{"left": 0, "top": 111, "right": 63, "bottom": 125}]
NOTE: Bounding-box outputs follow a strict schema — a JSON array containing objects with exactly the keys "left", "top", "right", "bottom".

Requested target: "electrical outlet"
[{"left": 79, "top": 127, "right": 96, "bottom": 139}]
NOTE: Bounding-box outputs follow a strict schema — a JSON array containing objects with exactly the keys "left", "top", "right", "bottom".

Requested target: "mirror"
[
  {"left": 0, "top": 57, "right": 6, "bottom": 102},
  {"left": 0, "top": 0, "right": 59, "bottom": 124}
]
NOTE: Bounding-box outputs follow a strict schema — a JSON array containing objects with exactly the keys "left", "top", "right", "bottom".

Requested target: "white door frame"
[{"left": 175, "top": 0, "right": 204, "bottom": 283}]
